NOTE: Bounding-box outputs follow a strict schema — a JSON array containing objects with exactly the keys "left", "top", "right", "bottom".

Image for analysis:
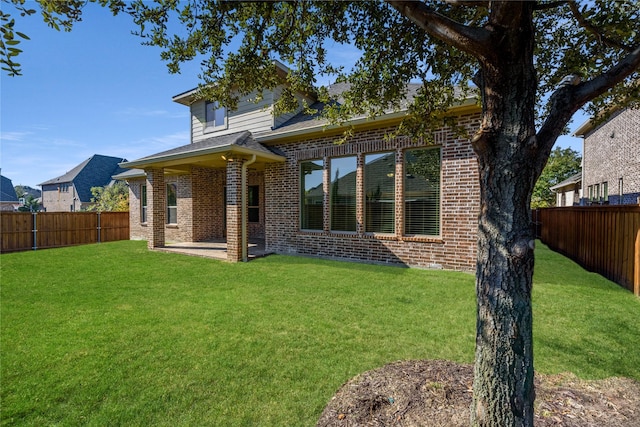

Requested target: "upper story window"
[{"left": 205, "top": 101, "right": 227, "bottom": 132}]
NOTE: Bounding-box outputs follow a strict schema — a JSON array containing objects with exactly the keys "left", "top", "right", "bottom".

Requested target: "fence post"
[
  {"left": 32, "top": 212, "right": 37, "bottom": 251},
  {"left": 97, "top": 212, "right": 101, "bottom": 243},
  {"left": 635, "top": 228, "right": 639, "bottom": 297}
]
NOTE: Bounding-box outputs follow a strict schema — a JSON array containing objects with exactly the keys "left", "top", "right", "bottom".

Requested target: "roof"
[
  {"left": 255, "top": 83, "right": 477, "bottom": 142},
  {"left": 120, "top": 131, "right": 285, "bottom": 172},
  {"left": 550, "top": 172, "right": 582, "bottom": 191},
  {"left": 0, "top": 175, "right": 18, "bottom": 203},
  {"left": 40, "top": 154, "right": 128, "bottom": 202},
  {"left": 172, "top": 60, "right": 292, "bottom": 106}
]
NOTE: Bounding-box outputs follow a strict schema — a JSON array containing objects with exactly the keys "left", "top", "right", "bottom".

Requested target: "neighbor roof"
[
  {"left": 550, "top": 172, "right": 582, "bottom": 191},
  {"left": 0, "top": 175, "right": 18, "bottom": 202},
  {"left": 40, "top": 154, "right": 128, "bottom": 202}
]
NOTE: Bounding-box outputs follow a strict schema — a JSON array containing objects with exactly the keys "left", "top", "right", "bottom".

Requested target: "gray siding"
[{"left": 191, "top": 92, "right": 274, "bottom": 143}]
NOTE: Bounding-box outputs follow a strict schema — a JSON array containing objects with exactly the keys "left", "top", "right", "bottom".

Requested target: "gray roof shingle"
[
  {"left": 40, "top": 154, "right": 128, "bottom": 203},
  {"left": 0, "top": 175, "right": 18, "bottom": 202}
]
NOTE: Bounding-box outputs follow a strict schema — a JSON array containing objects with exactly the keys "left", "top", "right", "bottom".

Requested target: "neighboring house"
[
  {"left": 118, "top": 61, "right": 482, "bottom": 269},
  {"left": 40, "top": 154, "right": 128, "bottom": 212},
  {"left": 0, "top": 174, "right": 19, "bottom": 211},
  {"left": 549, "top": 172, "right": 582, "bottom": 207},
  {"left": 574, "top": 107, "right": 640, "bottom": 205}
]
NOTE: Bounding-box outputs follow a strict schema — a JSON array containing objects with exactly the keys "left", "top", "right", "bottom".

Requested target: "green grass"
[{"left": 1, "top": 241, "right": 638, "bottom": 426}]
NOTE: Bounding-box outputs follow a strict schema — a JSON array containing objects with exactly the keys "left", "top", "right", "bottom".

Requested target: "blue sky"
[{"left": 1, "top": 2, "right": 586, "bottom": 189}]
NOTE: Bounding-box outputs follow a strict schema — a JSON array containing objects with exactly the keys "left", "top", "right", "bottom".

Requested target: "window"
[
  {"left": 404, "top": 148, "right": 441, "bottom": 236},
  {"left": 205, "top": 101, "right": 227, "bottom": 132},
  {"left": 248, "top": 185, "right": 259, "bottom": 223},
  {"left": 330, "top": 156, "right": 357, "bottom": 232},
  {"left": 365, "top": 152, "right": 395, "bottom": 233},
  {"left": 588, "top": 185, "right": 594, "bottom": 201},
  {"left": 602, "top": 182, "right": 608, "bottom": 203},
  {"left": 167, "top": 183, "right": 177, "bottom": 224},
  {"left": 619, "top": 177, "right": 624, "bottom": 203},
  {"left": 141, "top": 185, "right": 147, "bottom": 223},
  {"left": 594, "top": 183, "right": 600, "bottom": 202},
  {"left": 300, "top": 160, "right": 324, "bottom": 230}
]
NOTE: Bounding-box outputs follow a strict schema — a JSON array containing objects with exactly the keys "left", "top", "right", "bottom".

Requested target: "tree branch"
[
  {"left": 567, "top": 0, "right": 633, "bottom": 52},
  {"left": 536, "top": 44, "right": 640, "bottom": 165},
  {"left": 533, "top": 1, "right": 568, "bottom": 11},
  {"left": 386, "top": 0, "right": 492, "bottom": 62}
]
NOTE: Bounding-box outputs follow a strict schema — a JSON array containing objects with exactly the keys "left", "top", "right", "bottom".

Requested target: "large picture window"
[
  {"left": 404, "top": 148, "right": 441, "bottom": 236},
  {"left": 205, "top": 101, "right": 227, "bottom": 132},
  {"left": 167, "top": 183, "right": 177, "bottom": 224},
  {"left": 141, "top": 185, "right": 147, "bottom": 223},
  {"left": 330, "top": 156, "right": 357, "bottom": 232},
  {"left": 364, "top": 152, "right": 395, "bottom": 233},
  {"left": 300, "top": 160, "right": 324, "bottom": 230}
]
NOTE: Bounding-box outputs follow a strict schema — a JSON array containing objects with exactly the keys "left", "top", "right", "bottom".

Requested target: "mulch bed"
[{"left": 317, "top": 360, "right": 640, "bottom": 427}]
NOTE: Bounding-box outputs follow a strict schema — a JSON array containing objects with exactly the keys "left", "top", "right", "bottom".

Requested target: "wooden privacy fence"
[
  {"left": 533, "top": 206, "right": 640, "bottom": 296},
  {"left": 0, "top": 211, "right": 129, "bottom": 253}
]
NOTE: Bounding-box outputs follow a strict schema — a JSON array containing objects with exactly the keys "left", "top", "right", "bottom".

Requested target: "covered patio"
[
  {"left": 119, "top": 131, "right": 285, "bottom": 262},
  {"left": 156, "top": 239, "right": 270, "bottom": 261}
]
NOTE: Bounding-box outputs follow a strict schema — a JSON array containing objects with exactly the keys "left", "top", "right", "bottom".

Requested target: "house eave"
[
  {"left": 120, "top": 145, "right": 285, "bottom": 173},
  {"left": 256, "top": 100, "right": 480, "bottom": 144}
]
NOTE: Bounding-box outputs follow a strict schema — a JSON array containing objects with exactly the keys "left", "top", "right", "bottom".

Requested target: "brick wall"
[
  {"left": 264, "top": 113, "right": 481, "bottom": 271},
  {"left": 127, "top": 167, "right": 265, "bottom": 244},
  {"left": 583, "top": 108, "right": 640, "bottom": 205},
  {"left": 128, "top": 178, "right": 146, "bottom": 240}
]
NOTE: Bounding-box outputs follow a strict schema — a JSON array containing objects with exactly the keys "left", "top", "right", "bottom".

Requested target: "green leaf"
[{"left": 16, "top": 32, "right": 30, "bottom": 40}]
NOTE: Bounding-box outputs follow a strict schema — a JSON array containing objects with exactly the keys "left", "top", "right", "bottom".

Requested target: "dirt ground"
[{"left": 317, "top": 360, "right": 640, "bottom": 427}]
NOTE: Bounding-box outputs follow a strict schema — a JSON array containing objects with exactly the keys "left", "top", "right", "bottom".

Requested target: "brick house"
[
  {"left": 40, "top": 154, "right": 128, "bottom": 212},
  {"left": 118, "top": 62, "right": 482, "bottom": 269},
  {"left": 574, "top": 107, "right": 640, "bottom": 205}
]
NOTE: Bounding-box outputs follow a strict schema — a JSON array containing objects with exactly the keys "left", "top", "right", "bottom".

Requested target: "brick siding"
[
  {"left": 583, "top": 108, "right": 640, "bottom": 205},
  {"left": 125, "top": 114, "right": 481, "bottom": 270},
  {"left": 264, "top": 114, "right": 481, "bottom": 271}
]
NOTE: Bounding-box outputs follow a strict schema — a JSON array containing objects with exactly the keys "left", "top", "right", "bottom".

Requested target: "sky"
[{"left": 0, "top": 2, "right": 587, "bottom": 189}]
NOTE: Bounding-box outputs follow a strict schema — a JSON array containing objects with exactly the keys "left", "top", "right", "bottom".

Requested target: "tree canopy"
[
  {"left": 532, "top": 147, "right": 582, "bottom": 208},
  {"left": 86, "top": 182, "right": 129, "bottom": 212}
]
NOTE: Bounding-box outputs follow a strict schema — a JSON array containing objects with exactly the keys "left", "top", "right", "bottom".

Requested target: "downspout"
[{"left": 241, "top": 154, "right": 257, "bottom": 262}]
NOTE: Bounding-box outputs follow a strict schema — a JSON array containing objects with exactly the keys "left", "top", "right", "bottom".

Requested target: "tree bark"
[{"left": 470, "top": 3, "right": 538, "bottom": 426}]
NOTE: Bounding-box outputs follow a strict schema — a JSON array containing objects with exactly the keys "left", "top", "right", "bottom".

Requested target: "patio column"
[
  {"left": 146, "top": 167, "right": 165, "bottom": 249},
  {"left": 226, "top": 158, "right": 243, "bottom": 262}
]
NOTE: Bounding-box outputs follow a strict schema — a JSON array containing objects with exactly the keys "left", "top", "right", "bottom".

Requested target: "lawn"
[{"left": 1, "top": 241, "right": 638, "bottom": 426}]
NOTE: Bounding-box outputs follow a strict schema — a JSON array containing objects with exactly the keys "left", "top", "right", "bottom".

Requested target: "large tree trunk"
[{"left": 470, "top": 3, "right": 539, "bottom": 426}]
